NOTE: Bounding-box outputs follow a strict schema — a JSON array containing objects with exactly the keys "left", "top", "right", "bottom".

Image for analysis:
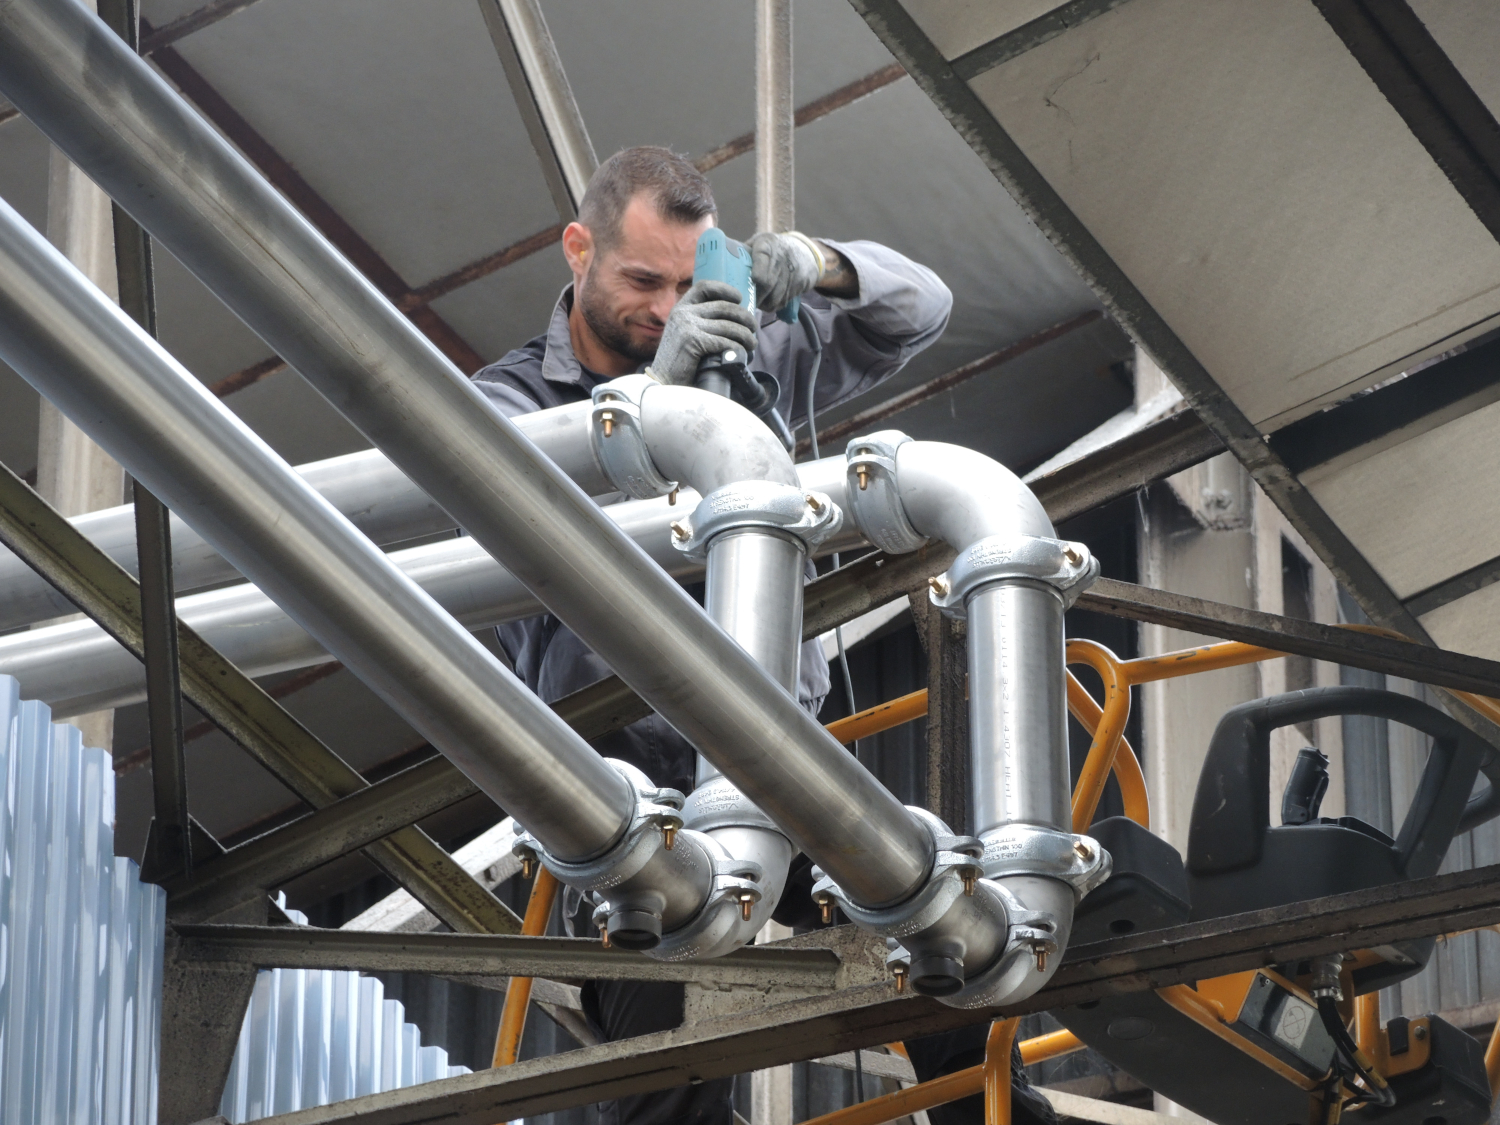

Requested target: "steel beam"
[
  {"left": 800, "top": 310, "right": 1105, "bottom": 455},
  {"left": 170, "top": 675, "right": 650, "bottom": 917},
  {"left": 1073, "top": 577, "right": 1500, "bottom": 697},
  {"left": 0, "top": 455, "right": 520, "bottom": 934},
  {"left": 246, "top": 864, "right": 1500, "bottom": 1125},
  {"left": 173, "top": 925, "right": 844, "bottom": 989},
  {"left": 1311, "top": 0, "right": 1500, "bottom": 247},
  {"left": 477, "top": 0, "right": 597, "bottom": 220}
]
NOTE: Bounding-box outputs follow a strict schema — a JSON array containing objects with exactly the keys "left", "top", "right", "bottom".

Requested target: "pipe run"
[
  {"left": 0, "top": 456, "right": 862, "bottom": 718},
  {"left": 0, "top": 0, "right": 935, "bottom": 917},
  {"left": 812, "top": 432, "right": 1110, "bottom": 1008}
]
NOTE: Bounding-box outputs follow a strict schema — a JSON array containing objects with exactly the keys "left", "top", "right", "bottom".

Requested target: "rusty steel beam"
[
  {"left": 141, "top": 22, "right": 485, "bottom": 375},
  {"left": 208, "top": 62, "right": 909, "bottom": 399}
]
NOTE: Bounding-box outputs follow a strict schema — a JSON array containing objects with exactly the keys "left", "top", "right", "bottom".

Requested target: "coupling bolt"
[
  {"left": 1035, "top": 948, "right": 1048, "bottom": 972},
  {"left": 928, "top": 575, "right": 949, "bottom": 598},
  {"left": 663, "top": 824, "right": 676, "bottom": 850},
  {"left": 962, "top": 869, "right": 977, "bottom": 896},
  {"left": 668, "top": 488, "right": 679, "bottom": 506},
  {"left": 1074, "top": 841, "right": 1092, "bottom": 861},
  {"left": 670, "top": 520, "right": 690, "bottom": 540},
  {"left": 739, "top": 892, "right": 755, "bottom": 922},
  {"left": 601, "top": 410, "right": 615, "bottom": 437},
  {"left": 520, "top": 855, "right": 534, "bottom": 880},
  {"left": 893, "top": 964, "right": 908, "bottom": 993},
  {"left": 857, "top": 465, "right": 870, "bottom": 491}
]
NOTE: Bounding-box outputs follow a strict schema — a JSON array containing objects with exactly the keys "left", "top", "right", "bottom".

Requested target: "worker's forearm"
[{"left": 812, "top": 239, "right": 859, "bottom": 299}]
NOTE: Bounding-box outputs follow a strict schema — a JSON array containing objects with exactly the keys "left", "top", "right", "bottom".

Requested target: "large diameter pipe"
[
  {"left": 0, "top": 458, "right": 863, "bottom": 717},
  {"left": 0, "top": 195, "right": 632, "bottom": 866},
  {"left": 0, "top": 0, "right": 931, "bottom": 910}
]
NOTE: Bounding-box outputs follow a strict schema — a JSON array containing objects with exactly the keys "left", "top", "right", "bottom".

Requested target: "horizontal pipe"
[
  {"left": 0, "top": 191, "right": 633, "bottom": 866},
  {"left": 0, "top": 458, "right": 859, "bottom": 717},
  {"left": 0, "top": 404, "right": 605, "bottom": 634}
]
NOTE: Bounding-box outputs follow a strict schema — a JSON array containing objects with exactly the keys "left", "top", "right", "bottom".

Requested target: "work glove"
[
  {"left": 748, "top": 230, "right": 824, "bottom": 312},
  {"left": 648, "top": 280, "right": 759, "bottom": 386}
]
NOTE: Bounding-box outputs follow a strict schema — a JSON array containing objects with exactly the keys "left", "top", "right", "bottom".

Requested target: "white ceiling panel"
[
  {"left": 1421, "top": 582, "right": 1500, "bottom": 663},
  {"left": 968, "top": 0, "right": 1500, "bottom": 429},
  {"left": 162, "top": 0, "right": 559, "bottom": 287},
  {"left": 1303, "top": 396, "right": 1500, "bottom": 598}
]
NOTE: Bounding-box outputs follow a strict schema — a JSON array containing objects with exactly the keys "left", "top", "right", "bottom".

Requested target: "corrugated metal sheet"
[
  {"left": 0, "top": 675, "right": 165, "bottom": 1123},
  {"left": 219, "top": 904, "right": 469, "bottom": 1123}
]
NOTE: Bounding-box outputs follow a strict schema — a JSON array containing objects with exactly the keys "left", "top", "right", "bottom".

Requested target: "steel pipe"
[
  {"left": 0, "top": 458, "right": 861, "bottom": 717},
  {"left": 0, "top": 194, "right": 634, "bottom": 868},
  {"left": 0, "top": 1, "right": 931, "bottom": 910},
  {"left": 755, "top": 0, "right": 795, "bottom": 233},
  {"left": 0, "top": 403, "right": 612, "bottom": 634}
]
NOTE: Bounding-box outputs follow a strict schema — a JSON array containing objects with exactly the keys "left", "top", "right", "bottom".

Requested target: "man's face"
[{"left": 571, "top": 195, "right": 712, "bottom": 364}]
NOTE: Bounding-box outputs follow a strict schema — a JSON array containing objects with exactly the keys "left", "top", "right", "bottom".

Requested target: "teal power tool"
[{"left": 691, "top": 228, "right": 795, "bottom": 448}]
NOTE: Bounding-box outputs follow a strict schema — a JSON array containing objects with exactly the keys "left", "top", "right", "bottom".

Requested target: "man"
[{"left": 472, "top": 147, "right": 1048, "bottom": 1125}]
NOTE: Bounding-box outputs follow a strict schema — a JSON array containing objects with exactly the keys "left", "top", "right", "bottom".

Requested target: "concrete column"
[
  {"left": 39, "top": 141, "right": 124, "bottom": 752},
  {"left": 750, "top": 919, "right": 795, "bottom": 1125}
]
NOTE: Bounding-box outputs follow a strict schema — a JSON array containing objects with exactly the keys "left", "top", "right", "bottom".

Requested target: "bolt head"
[
  {"left": 928, "top": 575, "right": 949, "bottom": 597},
  {"left": 670, "top": 521, "right": 690, "bottom": 539},
  {"left": 1063, "top": 544, "right": 1084, "bottom": 566},
  {"left": 1414, "top": 1024, "right": 1428, "bottom": 1041},
  {"left": 1074, "top": 841, "right": 1092, "bottom": 861}
]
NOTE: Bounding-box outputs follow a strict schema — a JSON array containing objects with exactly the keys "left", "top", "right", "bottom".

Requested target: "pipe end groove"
[{"left": 606, "top": 909, "right": 664, "bottom": 950}]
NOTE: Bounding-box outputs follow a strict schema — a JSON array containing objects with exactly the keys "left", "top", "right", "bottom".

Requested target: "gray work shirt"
[{"left": 471, "top": 238, "right": 951, "bottom": 795}]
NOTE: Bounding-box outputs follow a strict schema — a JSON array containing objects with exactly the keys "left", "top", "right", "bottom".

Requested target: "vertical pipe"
[
  {"left": 755, "top": 0, "right": 795, "bottom": 234},
  {"left": 967, "top": 583, "right": 1070, "bottom": 837},
  {"left": 756, "top": 0, "right": 795, "bottom": 232},
  {"left": 698, "top": 528, "right": 806, "bottom": 785}
]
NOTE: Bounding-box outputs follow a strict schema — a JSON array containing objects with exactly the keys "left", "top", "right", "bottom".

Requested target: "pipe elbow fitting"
[
  {"left": 590, "top": 377, "right": 798, "bottom": 500},
  {"left": 515, "top": 760, "right": 774, "bottom": 959}
]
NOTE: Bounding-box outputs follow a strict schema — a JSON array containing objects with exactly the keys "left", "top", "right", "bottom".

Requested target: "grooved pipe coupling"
[
  {"left": 809, "top": 807, "right": 1022, "bottom": 1005},
  {"left": 981, "top": 823, "right": 1111, "bottom": 900},
  {"left": 929, "top": 534, "right": 1098, "bottom": 617},
  {"left": 514, "top": 760, "right": 770, "bottom": 959},
  {"left": 670, "top": 479, "right": 842, "bottom": 562},
  {"left": 590, "top": 375, "right": 678, "bottom": 500},
  {"left": 844, "top": 431, "right": 928, "bottom": 554}
]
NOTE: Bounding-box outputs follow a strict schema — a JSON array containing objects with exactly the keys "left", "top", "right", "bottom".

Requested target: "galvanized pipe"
[
  {"left": 0, "top": 459, "right": 862, "bottom": 717},
  {"left": 0, "top": 400, "right": 606, "bottom": 634},
  {"left": 967, "top": 583, "right": 1070, "bottom": 838},
  {"left": 0, "top": 0, "right": 931, "bottom": 910},
  {"left": 0, "top": 193, "right": 633, "bottom": 867}
]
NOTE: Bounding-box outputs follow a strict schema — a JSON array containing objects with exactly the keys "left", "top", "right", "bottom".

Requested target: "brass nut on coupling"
[
  {"left": 739, "top": 892, "right": 755, "bottom": 922},
  {"left": 600, "top": 925, "right": 611, "bottom": 949},
  {"left": 815, "top": 894, "right": 834, "bottom": 925},
  {"left": 1035, "top": 948, "right": 1048, "bottom": 972},
  {"left": 670, "top": 521, "right": 690, "bottom": 540},
  {"left": 1074, "top": 841, "right": 1092, "bottom": 861},
  {"left": 928, "top": 575, "right": 950, "bottom": 598},
  {"left": 668, "top": 487, "right": 679, "bottom": 506},
  {"left": 961, "top": 868, "right": 977, "bottom": 896},
  {"left": 520, "top": 855, "right": 535, "bottom": 880},
  {"left": 893, "top": 965, "right": 908, "bottom": 993},
  {"left": 856, "top": 465, "right": 870, "bottom": 491},
  {"left": 600, "top": 410, "right": 615, "bottom": 437},
  {"left": 663, "top": 824, "right": 677, "bottom": 850}
]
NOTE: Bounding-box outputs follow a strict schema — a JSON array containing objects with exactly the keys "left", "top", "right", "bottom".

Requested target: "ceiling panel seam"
[
  {"left": 842, "top": 0, "right": 1426, "bottom": 645},
  {"left": 949, "top": 0, "right": 1136, "bottom": 82}
]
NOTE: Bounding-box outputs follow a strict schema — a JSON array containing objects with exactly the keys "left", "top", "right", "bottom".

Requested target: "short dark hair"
[{"left": 577, "top": 146, "right": 716, "bottom": 251}]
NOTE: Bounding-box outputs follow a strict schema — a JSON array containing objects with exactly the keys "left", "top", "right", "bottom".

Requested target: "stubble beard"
[{"left": 578, "top": 260, "right": 659, "bottom": 366}]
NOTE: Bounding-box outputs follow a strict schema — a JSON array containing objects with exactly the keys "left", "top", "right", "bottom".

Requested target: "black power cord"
[{"left": 1316, "top": 996, "right": 1396, "bottom": 1110}]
